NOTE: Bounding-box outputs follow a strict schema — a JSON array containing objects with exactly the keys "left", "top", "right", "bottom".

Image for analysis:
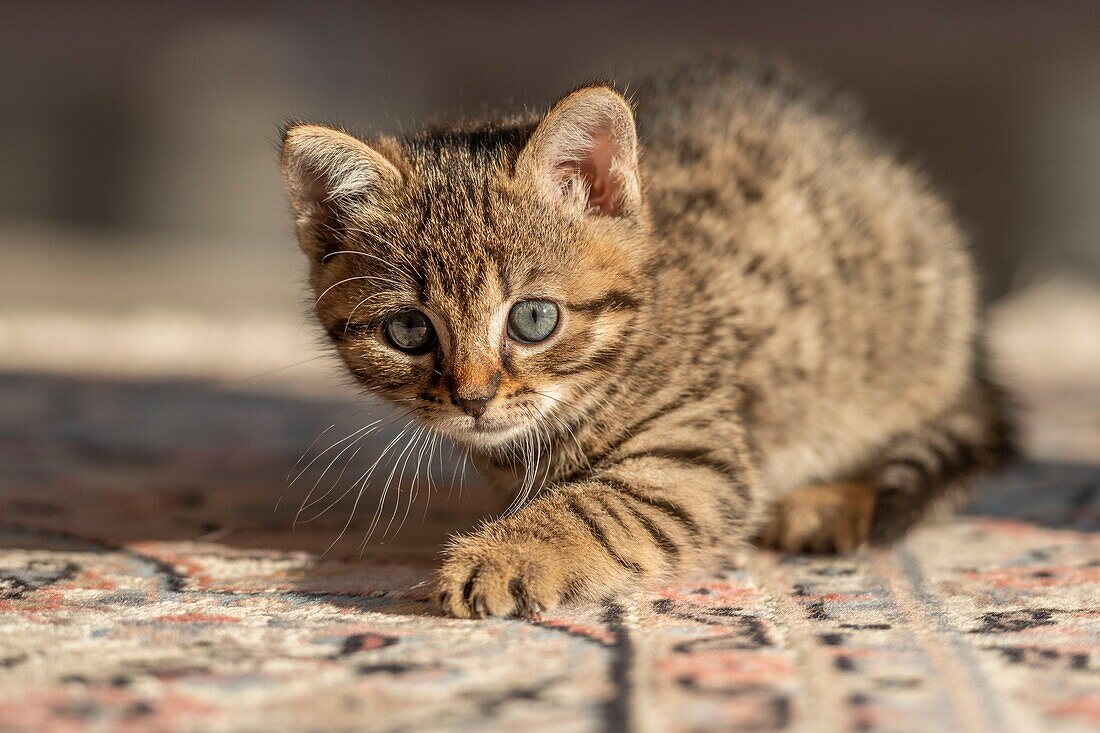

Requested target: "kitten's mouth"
[
  {"left": 425, "top": 392, "right": 564, "bottom": 451},
  {"left": 431, "top": 413, "right": 534, "bottom": 450}
]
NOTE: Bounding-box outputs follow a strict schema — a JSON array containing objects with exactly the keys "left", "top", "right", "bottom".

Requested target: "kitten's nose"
[
  {"left": 455, "top": 394, "right": 493, "bottom": 418},
  {"left": 451, "top": 371, "right": 501, "bottom": 418}
]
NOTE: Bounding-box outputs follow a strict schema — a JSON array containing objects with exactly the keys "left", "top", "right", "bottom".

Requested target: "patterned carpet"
[{"left": 0, "top": 373, "right": 1097, "bottom": 733}]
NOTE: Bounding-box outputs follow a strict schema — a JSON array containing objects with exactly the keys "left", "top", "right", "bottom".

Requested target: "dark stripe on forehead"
[
  {"left": 415, "top": 195, "right": 434, "bottom": 235},
  {"left": 481, "top": 186, "right": 495, "bottom": 232},
  {"left": 569, "top": 290, "right": 641, "bottom": 315}
]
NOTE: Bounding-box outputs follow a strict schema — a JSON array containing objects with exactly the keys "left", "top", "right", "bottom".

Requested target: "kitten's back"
[{"left": 635, "top": 57, "right": 978, "bottom": 491}]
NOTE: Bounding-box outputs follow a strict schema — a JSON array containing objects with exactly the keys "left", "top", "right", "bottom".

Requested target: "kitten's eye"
[
  {"left": 384, "top": 309, "right": 436, "bottom": 354},
  {"left": 507, "top": 300, "right": 559, "bottom": 343}
]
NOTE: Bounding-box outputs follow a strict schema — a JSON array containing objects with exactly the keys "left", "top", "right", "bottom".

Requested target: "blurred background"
[{"left": 1, "top": 1, "right": 1097, "bottom": 457}]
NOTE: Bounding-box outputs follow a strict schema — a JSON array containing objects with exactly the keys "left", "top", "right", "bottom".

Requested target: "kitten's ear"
[
  {"left": 280, "top": 123, "right": 403, "bottom": 259},
  {"left": 516, "top": 85, "right": 641, "bottom": 217}
]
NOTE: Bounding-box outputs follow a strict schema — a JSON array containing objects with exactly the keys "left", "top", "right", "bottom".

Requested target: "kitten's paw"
[
  {"left": 760, "top": 481, "right": 876, "bottom": 554},
  {"left": 433, "top": 532, "right": 572, "bottom": 619}
]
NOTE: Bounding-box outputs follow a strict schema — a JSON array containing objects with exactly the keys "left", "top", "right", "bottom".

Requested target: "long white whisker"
[
  {"left": 394, "top": 427, "right": 435, "bottom": 539},
  {"left": 322, "top": 250, "right": 412, "bottom": 274},
  {"left": 459, "top": 448, "right": 472, "bottom": 498},
  {"left": 288, "top": 419, "right": 381, "bottom": 490},
  {"left": 314, "top": 274, "right": 407, "bottom": 307},
  {"left": 375, "top": 424, "right": 426, "bottom": 544},
  {"left": 423, "top": 430, "right": 443, "bottom": 520},
  {"left": 319, "top": 417, "right": 417, "bottom": 555},
  {"left": 363, "top": 423, "right": 420, "bottom": 542},
  {"left": 296, "top": 435, "right": 371, "bottom": 516},
  {"left": 294, "top": 424, "right": 376, "bottom": 527},
  {"left": 300, "top": 407, "right": 418, "bottom": 523},
  {"left": 287, "top": 424, "right": 335, "bottom": 482},
  {"left": 344, "top": 292, "right": 389, "bottom": 330}
]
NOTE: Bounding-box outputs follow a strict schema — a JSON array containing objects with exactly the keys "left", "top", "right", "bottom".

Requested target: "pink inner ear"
[
  {"left": 552, "top": 125, "right": 622, "bottom": 216},
  {"left": 579, "top": 129, "right": 619, "bottom": 215}
]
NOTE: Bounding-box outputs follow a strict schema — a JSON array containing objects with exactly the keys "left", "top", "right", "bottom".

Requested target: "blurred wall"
[{"left": 2, "top": 0, "right": 1099, "bottom": 315}]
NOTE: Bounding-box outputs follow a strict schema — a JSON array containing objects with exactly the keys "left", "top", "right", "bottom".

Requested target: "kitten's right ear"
[
  {"left": 515, "top": 85, "right": 641, "bottom": 218},
  {"left": 280, "top": 123, "right": 403, "bottom": 260}
]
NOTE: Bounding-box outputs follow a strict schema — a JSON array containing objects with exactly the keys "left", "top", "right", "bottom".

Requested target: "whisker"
[
  {"left": 459, "top": 445, "right": 475, "bottom": 497},
  {"left": 422, "top": 430, "right": 443, "bottom": 521},
  {"left": 293, "top": 422, "right": 378, "bottom": 527},
  {"left": 237, "top": 354, "right": 332, "bottom": 386},
  {"left": 287, "top": 419, "right": 381, "bottom": 490},
  {"left": 318, "top": 417, "right": 417, "bottom": 556},
  {"left": 449, "top": 441, "right": 469, "bottom": 500},
  {"left": 322, "top": 250, "right": 411, "bottom": 274},
  {"left": 298, "top": 408, "right": 417, "bottom": 524},
  {"left": 344, "top": 292, "right": 389, "bottom": 330},
  {"left": 373, "top": 424, "right": 427, "bottom": 545},
  {"left": 314, "top": 273, "right": 409, "bottom": 307},
  {"left": 296, "top": 434, "right": 372, "bottom": 517},
  {"left": 393, "top": 426, "right": 436, "bottom": 540},
  {"left": 384, "top": 424, "right": 427, "bottom": 542},
  {"left": 363, "top": 422, "right": 419, "bottom": 541},
  {"left": 287, "top": 423, "right": 335, "bottom": 483}
]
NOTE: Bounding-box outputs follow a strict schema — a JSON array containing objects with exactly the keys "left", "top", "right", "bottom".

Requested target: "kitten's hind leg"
[
  {"left": 868, "top": 378, "right": 1015, "bottom": 545},
  {"left": 760, "top": 377, "right": 1014, "bottom": 554},
  {"left": 760, "top": 481, "right": 877, "bottom": 553}
]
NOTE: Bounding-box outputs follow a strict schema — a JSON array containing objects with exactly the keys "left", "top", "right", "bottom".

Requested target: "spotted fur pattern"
[{"left": 279, "top": 57, "right": 1014, "bottom": 619}]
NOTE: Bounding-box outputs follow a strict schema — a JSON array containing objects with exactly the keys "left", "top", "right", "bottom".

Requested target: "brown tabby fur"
[{"left": 279, "top": 57, "right": 1014, "bottom": 619}]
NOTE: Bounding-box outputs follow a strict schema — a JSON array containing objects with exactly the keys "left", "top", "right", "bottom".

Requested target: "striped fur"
[{"left": 279, "top": 56, "right": 1015, "bottom": 619}]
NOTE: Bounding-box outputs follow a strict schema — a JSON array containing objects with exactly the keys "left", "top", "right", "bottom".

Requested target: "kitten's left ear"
[{"left": 516, "top": 85, "right": 641, "bottom": 218}]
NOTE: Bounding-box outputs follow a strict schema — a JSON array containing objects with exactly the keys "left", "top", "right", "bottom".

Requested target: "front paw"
[{"left": 433, "top": 528, "right": 574, "bottom": 619}]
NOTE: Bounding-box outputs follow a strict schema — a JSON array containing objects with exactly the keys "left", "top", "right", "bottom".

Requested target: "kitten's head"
[{"left": 280, "top": 85, "right": 651, "bottom": 450}]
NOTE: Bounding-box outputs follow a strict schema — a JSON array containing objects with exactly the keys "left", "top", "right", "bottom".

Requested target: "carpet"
[{"left": 0, "top": 373, "right": 1097, "bottom": 733}]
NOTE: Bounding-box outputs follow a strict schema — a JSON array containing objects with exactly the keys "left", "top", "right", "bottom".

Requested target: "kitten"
[{"left": 279, "top": 57, "right": 1014, "bottom": 619}]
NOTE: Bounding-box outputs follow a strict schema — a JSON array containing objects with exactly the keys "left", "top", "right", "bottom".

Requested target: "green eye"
[
  {"left": 507, "top": 300, "right": 559, "bottom": 343},
  {"left": 384, "top": 309, "right": 436, "bottom": 354}
]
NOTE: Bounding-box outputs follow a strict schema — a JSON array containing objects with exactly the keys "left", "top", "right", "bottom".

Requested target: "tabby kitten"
[{"left": 280, "top": 57, "right": 1013, "bottom": 619}]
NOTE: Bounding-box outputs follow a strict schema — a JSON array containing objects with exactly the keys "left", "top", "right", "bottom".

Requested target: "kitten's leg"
[
  {"left": 434, "top": 442, "right": 758, "bottom": 619},
  {"left": 760, "top": 378, "right": 1014, "bottom": 554},
  {"left": 868, "top": 377, "right": 1015, "bottom": 545},
  {"left": 760, "top": 481, "right": 877, "bottom": 553}
]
